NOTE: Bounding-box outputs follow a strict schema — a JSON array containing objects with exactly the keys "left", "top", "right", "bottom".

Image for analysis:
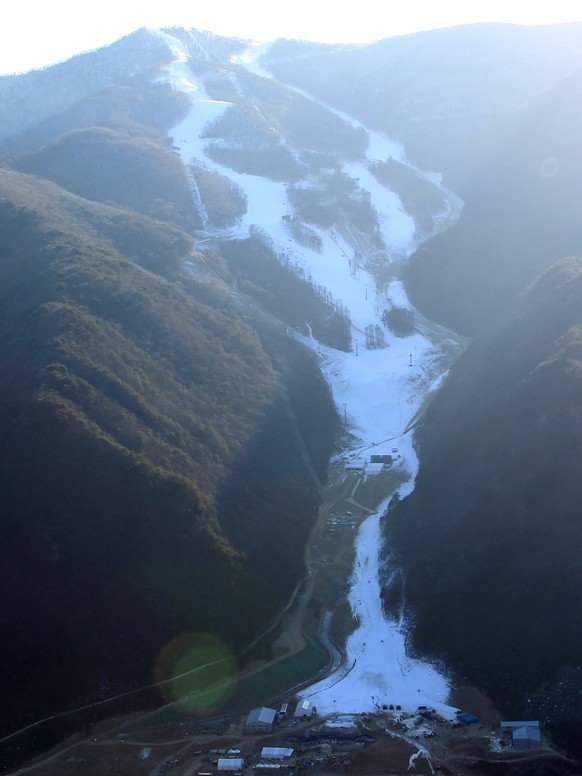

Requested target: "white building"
[
  {"left": 501, "top": 720, "right": 541, "bottom": 750},
  {"left": 294, "top": 699, "right": 314, "bottom": 719},
  {"left": 260, "top": 747, "right": 294, "bottom": 760},
  {"left": 345, "top": 458, "right": 366, "bottom": 471},
  {"left": 217, "top": 757, "right": 244, "bottom": 771},
  {"left": 245, "top": 706, "right": 277, "bottom": 733}
]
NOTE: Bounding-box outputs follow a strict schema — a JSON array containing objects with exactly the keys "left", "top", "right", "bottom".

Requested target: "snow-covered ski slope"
[{"left": 154, "top": 29, "right": 463, "bottom": 719}]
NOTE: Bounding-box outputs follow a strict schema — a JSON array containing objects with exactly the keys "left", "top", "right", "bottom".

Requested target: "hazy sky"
[{"left": 2, "top": 0, "right": 582, "bottom": 75}]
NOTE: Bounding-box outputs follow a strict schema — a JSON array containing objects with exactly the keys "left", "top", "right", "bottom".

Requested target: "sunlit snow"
[{"left": 155, "top": 29, "right": 461, "bottom": 719}]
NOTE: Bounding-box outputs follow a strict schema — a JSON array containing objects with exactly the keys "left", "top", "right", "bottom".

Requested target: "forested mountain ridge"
[
  {"left": 13, "top": 126, "right": 199, "bottom": 232},
  {"left": 262, "top": 22, "right": 582, "bottom": 180},
  {"left": 0, "top": 28, "right": 174, "bottom": 141},
  {"left": 384, "top": 67, "right": 582, "bottom": 755},
  {"left": 3, "top": 18, "right": 582, "bottom": 769},
  {"left": 387, "top": 256, "right": 582, "bottom": 752},
  {"left": 0, "top": 38, "right": 341, "bottom": 758},
  {"left": 0, "top": 162, "right": 339, "bottom": 727},
  {"left": 403, "top": 66, "right": 582, "bottom": 335}
]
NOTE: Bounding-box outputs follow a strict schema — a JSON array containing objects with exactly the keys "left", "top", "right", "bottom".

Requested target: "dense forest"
[
  {"left": 0, "top": 35, "right": 340, "bottom": 761},
  {"left": 403, "top": 67, "right": 582, "bottom": 335},
  {"left": 262, "top": 23, "right": 582, "bottom": 179},
  {"left": 384, "top": 65, "right": 582, "bottom": 755},
  {"left": 3, "top": 19, "right": 582, "bottom": 769}
]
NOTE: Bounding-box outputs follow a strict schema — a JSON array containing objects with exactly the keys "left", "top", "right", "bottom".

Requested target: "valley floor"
[{"left": 10, "top": 460, "right": 578, "bottom": 776}]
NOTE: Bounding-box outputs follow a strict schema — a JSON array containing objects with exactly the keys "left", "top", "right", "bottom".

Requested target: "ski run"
[{"left": 155, "top": 28, "right": 464, "bottom": 721}]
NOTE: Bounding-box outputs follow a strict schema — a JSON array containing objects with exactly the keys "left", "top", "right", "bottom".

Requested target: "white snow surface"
[
  {"left": 154, "top": 30, "right": 460, "bottom": 720},
  {"left": 301, "top": 502, "right": 455, "bottom": 720}
]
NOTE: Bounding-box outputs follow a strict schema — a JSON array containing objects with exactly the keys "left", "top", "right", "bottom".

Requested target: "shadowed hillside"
[
  {"left": 0, "top": 163, "right": 339, "bottom": 748},
  {"left": 387, "top": 257, "right": 582, "bottom": 753},
  {"left": 403, "top": 67, "right": 582, "bottom": 335},
  {"left": 5, "top": 20, "right": 582, "bottom": 770},
  {"left": 263, "top": 23, "right": 582, "bottom": 178},
  {"left": 14, "top": 126, "right": 198, "bottom": 231},
  {"left": 381, "top": 65, "right": 582, "bottom": 758}
]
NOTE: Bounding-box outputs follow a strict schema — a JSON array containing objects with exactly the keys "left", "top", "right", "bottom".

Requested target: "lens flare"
[{"left": 155, "top": 632, "right": 237, "bottom": 713}]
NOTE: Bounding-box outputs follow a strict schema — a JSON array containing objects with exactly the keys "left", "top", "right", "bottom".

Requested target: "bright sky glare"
[{"left": 2, "top": 0, "right": 581, "bottom": 75}]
